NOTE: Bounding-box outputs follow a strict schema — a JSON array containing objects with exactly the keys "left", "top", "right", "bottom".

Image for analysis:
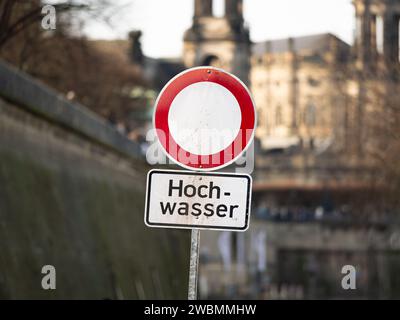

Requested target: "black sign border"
[{"left": 144, "top": 169, "right": 252, "bottom": 232}]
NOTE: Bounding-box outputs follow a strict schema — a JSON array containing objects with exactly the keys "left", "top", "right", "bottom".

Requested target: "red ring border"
[{"left": 154, "top": 67, "right": 256, "bottom": 170}]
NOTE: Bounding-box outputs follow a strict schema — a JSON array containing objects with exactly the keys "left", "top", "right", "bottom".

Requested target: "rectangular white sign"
[{"left": 144, "top": 169, "right": 252, "bottom": 232}]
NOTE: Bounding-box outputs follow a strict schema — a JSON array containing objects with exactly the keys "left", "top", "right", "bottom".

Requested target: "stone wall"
[{"left": 0, "top": 61, "right": 190, "bottom": 299}]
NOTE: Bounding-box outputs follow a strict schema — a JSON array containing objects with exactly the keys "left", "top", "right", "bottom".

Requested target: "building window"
[
  {"left": 376, "top": 15, "right": 384, "bottom": 54},
  {"left": 308, "top": 76, "right": 320, "bottom": 87},
  {"left": 370, "top": 15, "right": 377, "bottom": 51},
  {"left": 202, "top": 55, "right": 222, "bottom": 68},
  {"left": 356, "top": 16, "right": 363, "bottom": 46},
  {"left": 213, "top": 0, "right": 225, "bottom": 17},
  {"left": 304, "top": 103, "right": 317, "bottom": 127},
  {"left": 275, "top": 105, "right": 283, "bottom": 126},
  {"left": 398, "top": 17, "right": 400, "bottom": 62}
]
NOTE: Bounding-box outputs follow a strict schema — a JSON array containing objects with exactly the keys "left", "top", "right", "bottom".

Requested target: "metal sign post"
[{"left": 188, "top": 229, "right": 200, "bottom": 300}]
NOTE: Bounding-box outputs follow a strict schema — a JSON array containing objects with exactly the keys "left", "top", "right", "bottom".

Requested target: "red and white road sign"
[{"left": 153, "top": 67, "right": 256, "bottom": 171}]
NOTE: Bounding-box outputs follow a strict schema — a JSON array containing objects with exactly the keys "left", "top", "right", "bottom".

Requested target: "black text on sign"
[{"left": 144, "top": 170, "right": 252, "bottom": 231}]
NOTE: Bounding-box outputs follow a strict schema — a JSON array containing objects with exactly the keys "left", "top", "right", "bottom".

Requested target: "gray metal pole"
[{"left": 188, "top": 229, "right": 200, "bottom": 300}]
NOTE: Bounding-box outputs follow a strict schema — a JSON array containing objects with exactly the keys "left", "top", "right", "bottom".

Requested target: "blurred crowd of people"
[{"left": 253, "top": 204, "right": 346, "bottom": 222}]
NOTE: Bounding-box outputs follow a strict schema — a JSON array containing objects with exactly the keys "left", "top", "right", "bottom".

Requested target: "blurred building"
[
  {"left": 179, "top": 0, "right": 400, "bottom": 300},
  {"left": 252, "top": 34, "right": 350, "bottom": 151},
  {"left": 353, "top": 0, "right": 400, "bottom": 71},
  {"left": 182, "top": 0, "right": 400, "bottom": 155},
  {"left": 183, "top": 0, "right": 251, "bottom": 84}
]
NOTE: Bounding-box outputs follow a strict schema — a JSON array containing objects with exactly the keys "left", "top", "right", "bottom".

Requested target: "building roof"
[
  {"left": 253, "top": 33, "right": 350, "bottom": 56},
  {"left": 143, "top": 57, "right": 185, "bottom": 91}
]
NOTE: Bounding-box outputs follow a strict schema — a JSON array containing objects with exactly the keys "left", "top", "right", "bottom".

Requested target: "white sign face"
[
  {"left": 144, "top": 169, "right": 252, "bottom": 232},
  {"left": 168, "top": 82, "right": 242, "bottom": 156}
]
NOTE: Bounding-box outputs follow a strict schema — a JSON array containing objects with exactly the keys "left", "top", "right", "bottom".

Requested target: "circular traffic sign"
[{"left": 153, "top": 67, "right": 256, "bottom": 171}]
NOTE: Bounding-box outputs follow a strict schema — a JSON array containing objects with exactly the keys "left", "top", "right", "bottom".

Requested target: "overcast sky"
[{"left": 83, "top": 0, "right": 356, "bottom": 58}]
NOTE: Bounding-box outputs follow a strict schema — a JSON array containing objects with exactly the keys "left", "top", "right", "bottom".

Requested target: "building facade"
[
  {"left": 251, "top": 34, "right": 351, "bottom": 151},
  {"left": 183, "top": 0, "right": 251, "bottom": 84},
  {"left": 183, "top": 0, "right": 400, "bottom": 154}
]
